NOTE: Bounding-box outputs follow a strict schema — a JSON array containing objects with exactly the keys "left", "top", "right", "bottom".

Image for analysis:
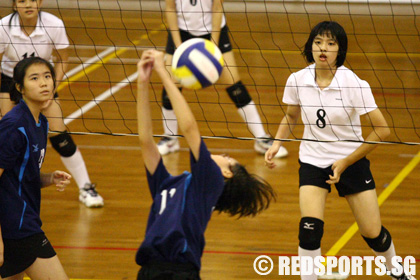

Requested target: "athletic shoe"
[
  {"left": 79, "top": 183, "right": 104, "bottom": 208},
  {"left": 254, "top": 136, "right": 288, "bottom": 158},
  {"left": 157, "top": 136, "right": 180, "bottom": 156}
]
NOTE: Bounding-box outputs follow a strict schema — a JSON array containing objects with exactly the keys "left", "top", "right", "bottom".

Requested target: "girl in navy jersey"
[
  {"left": 136, "top": 49, "right": 276, "bottom": 280},
  {"left": 0, "top": 0, "right": 103, "bottom": 207},
  {"left": 157, "top": 0, "right": 288, "bottom": 159},
  {"left": 0, "top": 57, "right": 71, "bottom": 279},
  {"left": 265, "top": 21, "right": 415, "bottom": 280}
]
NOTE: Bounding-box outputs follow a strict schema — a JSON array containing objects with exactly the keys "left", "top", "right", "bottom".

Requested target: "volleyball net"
[{"left": 1, "top": 0, "right": 419, "bottom": 145}]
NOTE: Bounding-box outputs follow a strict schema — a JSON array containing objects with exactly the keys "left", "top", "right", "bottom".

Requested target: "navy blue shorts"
[
  {"left": 0, "top": 233, "right": 57, "bottom": 278},
  {"left": 165, "top": 25, "right": 232, "bottom": 55},
  {"left": 298, "top": 157, "right": 376, "bottom": 197},
  {"left": 138, "top": 262, "right": 200, "bottom": 280},
  {"left": 1, "top": 73, "right": 13, "bottom": 93}
]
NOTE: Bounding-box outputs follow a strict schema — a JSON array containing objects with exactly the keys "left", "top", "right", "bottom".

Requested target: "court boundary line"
[
  {"left": 57, "top": 43, "right": 139, "bottom": 93},
  {"left": 57, "top": 26, "right": 163, "bottom": 93},
  {"left": 63, "top": 71, "right": 138, "bottom": 125}
]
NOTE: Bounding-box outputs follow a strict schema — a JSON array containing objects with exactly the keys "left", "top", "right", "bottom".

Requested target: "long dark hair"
[
  {"left": 10, "top": 57, "right": 56, "bottom": 104},
  {"left": 215, "top": 163, "right": 276, "bottom": 218},
  {"left": 302, "top": 21, "right": 348, "bottom": 67}
]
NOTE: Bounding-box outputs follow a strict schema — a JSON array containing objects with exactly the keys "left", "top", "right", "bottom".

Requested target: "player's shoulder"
[
  {"left": 295, "top": 65, "right": 311, "bottom": 77},
  {"left": 287, "top": 64, "right": 313, "bottom": 83},
  {"left": 337, "top": 65, "right": 369, "bottom": 86},
  {"left": 0, "top": 13, "right": 13, "bottom": 22},
  {"left": 39, "top": 11, "right": 65, "bottom": 26},
  {"left": 0, "top": 109, "right": 26, "bottom": 133},
  {"left": 0, "top": 13, "right": 14, "bottom": 30}
]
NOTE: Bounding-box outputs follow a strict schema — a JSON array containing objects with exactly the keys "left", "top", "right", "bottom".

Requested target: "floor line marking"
[
  {"left": 63, "top": 71, "right": 138, "bottom": 125},
  {"left": 325, "top": 150, "right": 420, "bottom": 256},
  {"left": 57, "top": 27, "right": 163, "bottom": 93}
]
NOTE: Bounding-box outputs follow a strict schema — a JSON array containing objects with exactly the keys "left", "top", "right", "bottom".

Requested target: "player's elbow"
[
  {"left": 181, "top": 119, "right": 199, "bottom": 136},
  {"left": 138, "top": 135, "right": 155, "bottom": 148},
  {"left": 382, "top": 126, "right": 391, "bottom": 140},
  {"left": 284, "top": 113, "right": 299, "bottom": 126},
  {"left": 376, "top": 126, "right": 391, "bottom": 141}
]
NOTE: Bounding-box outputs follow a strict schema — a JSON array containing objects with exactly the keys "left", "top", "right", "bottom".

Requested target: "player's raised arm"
[
  {"left": 151, "top": 50, "right": 202, "bottom": 160},
  {"left": 136, "top": 51, "right": 161, "bottom": 175}
]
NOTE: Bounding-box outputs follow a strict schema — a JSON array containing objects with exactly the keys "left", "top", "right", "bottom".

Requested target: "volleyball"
[{"left": 172, "top": 38, "right": 224, "bottom": 90}]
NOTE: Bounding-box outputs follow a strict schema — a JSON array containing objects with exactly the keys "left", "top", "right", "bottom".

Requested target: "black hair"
[
  {"left": 10, "top": 57, "right": 56, "bottom": 104},
  {"left": 215, "top": 163, "right": 276, "bottom": 218},
  {"left": 9, "top": 0, "right": 18, "bottom": 27},
  {"left": 302, "top": 21, "right": 348, "bottom": 67}
]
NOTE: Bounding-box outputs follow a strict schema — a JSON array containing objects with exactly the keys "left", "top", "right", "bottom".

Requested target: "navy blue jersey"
[
  {"left": 0, "top": 100, "right": 48, "bottom": 239},
  {"left": 136, "top": 140, "right": 225, "bottom": 270}
]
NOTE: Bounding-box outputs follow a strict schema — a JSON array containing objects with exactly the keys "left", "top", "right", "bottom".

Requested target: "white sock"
[
  {"left": 60, "top": 149, "right": 90, "bottom": 190},
  {"left": 298, "top": 246, "right": 321, "bottom": 280},
  {"left": 162, "top": 108, "right": 178, "bottom": 136},
  {"left": 374, "top": 241, "right": 398, "bottom": 272},
  {"left": 236, "top": 101, "right": 266, "bottom": 138}
]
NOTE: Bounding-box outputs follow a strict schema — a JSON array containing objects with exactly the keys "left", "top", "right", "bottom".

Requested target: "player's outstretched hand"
[
  {"left": 265, "top": 145, "right": 280, "bottom": 169},
  {"left": 137, "top": 50, "right": 155, "bottom": 83},
  {"left": 138, "top": 49, "right": 166, "bottom": 81},
  {"left": 148, "top": 49, "right": 165, "bottom": 72},
  {"left": 51, "top": 171, "right": 72, "bottom": 192}
]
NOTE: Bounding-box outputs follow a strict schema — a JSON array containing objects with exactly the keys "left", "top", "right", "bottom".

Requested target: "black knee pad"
[
  {"left": 162, "top": 87, "right": 183, "bottom": 110},
  {"left": 362, "top": 226, "right": 392, "bottom": 253},
  {"left": 226, "top": 81, "right": 252, "bottom": 108},
  {"left": 299, "top": 217, "right": 324, "bottom": 250},
  {"left": 49, "top": 132, "right": 77, "bottom": 157},
  {"left": 162, "top": 88, "right": 172, "bottom": 110}
]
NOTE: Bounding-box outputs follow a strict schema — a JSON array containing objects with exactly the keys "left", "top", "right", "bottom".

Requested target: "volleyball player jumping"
[
  {"left": 265, "top": 21, "right": 415, "bottom": 280},
  {"left": 135, "top": 49, "right": 276, "bottom": 280},
  {"left": 0, "top": 0, "right": 103, "bottom": 207},
  {"left": 157, "top": 0, "right": 288, "bottom": 158}
]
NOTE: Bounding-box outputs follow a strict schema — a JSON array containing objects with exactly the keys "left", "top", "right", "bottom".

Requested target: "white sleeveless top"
[
  {"left": 0, "top": 12, "right": 69, "bottom": 77},
  {"left": 175, "top": 0, "right": 226, "bottom": 36},
  {"left": 283, "top": 64, "right": 378, "bottom": 168}
]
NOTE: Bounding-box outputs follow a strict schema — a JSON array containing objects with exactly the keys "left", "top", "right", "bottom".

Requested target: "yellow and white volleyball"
[{"left": 172, "top": 38, "right": 224, "bottom": 90}]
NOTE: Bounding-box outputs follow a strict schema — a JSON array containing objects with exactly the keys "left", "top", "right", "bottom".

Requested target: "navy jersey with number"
[
  {"left": 0, "top": 100, "right": 48, "bottom": 239},
  {"left": 136, "top": 140, "right": 225, "bottom": 269}
]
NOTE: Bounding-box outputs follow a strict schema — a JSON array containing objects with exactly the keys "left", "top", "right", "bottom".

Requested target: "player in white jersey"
[
  {"left": 157, "top": 0, "right": 288, "bottom": 158},
  {"left": 265, "top": 21, "right": 415, "bottom": 280},
  {"left": 0, "top": 0, "right": 103, "bottom": 208}
]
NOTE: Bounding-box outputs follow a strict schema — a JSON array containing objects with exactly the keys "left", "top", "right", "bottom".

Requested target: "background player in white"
[
  {"left": 158, "top": 0, "right": 288, "bottom": 158},
  {"left": 265, "top": 21, "right": 415, "bottom": 280},
  {"left": 0, "top": 0, "right": 103, "bottom": 207}
]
